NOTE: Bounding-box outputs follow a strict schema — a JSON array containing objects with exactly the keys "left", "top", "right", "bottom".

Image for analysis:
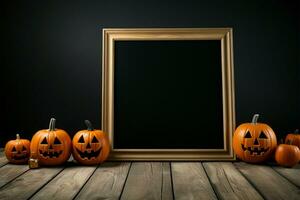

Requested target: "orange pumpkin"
[
  {"left": 233, "top": 114, "right": 277, "bottom": 163},
  {"left": 30, "top": 118, "right": 71, "bottom": 166},
  {"left": 72, "top": 120, "right": 110, "bottom": 165},
  {"left": 285, "top": 129, "right": 300, "bottom": 149},
  {"left": 275, "top": 144, "right": 300, "bottom": 167},
  {"left": 5, "top": 134, "right": 30, "bottom": 164}
]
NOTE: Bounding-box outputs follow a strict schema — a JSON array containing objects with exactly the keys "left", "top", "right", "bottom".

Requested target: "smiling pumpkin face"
[
  {"left": 241, "top": 130, "right": 270, "bottom": 155},
  {"left": 72, "top": 120, "right": 110, "bottom": 165},
  {"left": 37, "top": 133, "right": 65, "bottom": 160},
  {"left": 30, "top": 118, "right": 71, "bottom": 166},
  {"left": 5, "top": 134, "right": 30, "bottom": 164},
  {"left": 74, "top": 132, "right": 102, "bottom": 159},
  {"left": 233, "top": 114, "right": 277, "bottom": 163}
]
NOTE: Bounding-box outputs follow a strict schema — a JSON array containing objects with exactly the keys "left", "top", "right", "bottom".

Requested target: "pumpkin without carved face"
[
  {"left": 275, "top": 144, "right": 300, "bottom": 167},
  {"left": 72, "top": 120, "right": 110, "bottom": 165},
  {"left": 5, "top": 134, "right": 30, "bottom": 164},
  {"left": 285, "top": 129, "right": 300, "bottom": 149},
  {"left": 233, "top": 114, "right": 277, "bottom": 163},
  {"left": 30, "top": 118, "right": 71, "bottom": 166}
]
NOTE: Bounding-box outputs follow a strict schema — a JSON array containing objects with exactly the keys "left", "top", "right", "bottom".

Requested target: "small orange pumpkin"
[
  {"left": 5, "top": 134, "right": 30, "bottom": 164},
  {"left": 285, "top": 129, "right": 300, "bottom": 149},
  {"left": 233, "top": 114, "right": 277, "bottom": 163},
  {"left": 72, "top": 120, "right": 110, "bottom": 165},
  {"left": 275, "top": 143, "right": 300, "bottom": 167},
  {"left": 30, "top": 118, "right": 71, "bottom": 166}
]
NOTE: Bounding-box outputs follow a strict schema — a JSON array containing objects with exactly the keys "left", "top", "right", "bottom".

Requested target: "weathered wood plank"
[
  {"left": 30, "top": 166, "right": 96, "bottom": 200},
  {"left": 235, "top": 162, "right": 300, "bottom": 200},
  {"left": 75, "top": 162, "right": 131, "bottom": 200},
  {"left": 0, "top": 157, "right": 8, "bottom": 168},
  {"left": 161, "top": 162, "right": 173, "bottom": 200},
  {"left": 172, "top": 162, "right": 217, "bottom": 200},
  {"left": 0, "top": 149, "right": 8, "bottom": 167},
  {"left": 120, "top": 162, "right": 173, "bottom": 200},
  {"left": 0, "top": 167, "right": 63, "bottom": 200},
  {"left": 0, "top": 164, "right": 29, "bottom": 188},
  {"left": 272, "top": 164, "right": 300, "bottom": 187},
  {"left": 203, "top": 162, "right": 263, "bottom": 200}
]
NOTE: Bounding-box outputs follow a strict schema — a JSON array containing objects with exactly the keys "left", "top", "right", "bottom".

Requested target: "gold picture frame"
[{"left": 102, "top": 28, "right": 235, "bottom": 160}]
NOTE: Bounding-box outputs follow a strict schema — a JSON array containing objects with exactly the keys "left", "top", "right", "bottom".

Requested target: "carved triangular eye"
[
  {"left": 22, "top": 146, "right": 26, "bottom": 151},
  {"left": 54, "top": 137, "right": 61, "bottom": 144},
  {"left": 41, "top": 137, "right": 48, "bottom": 144},
  {"left": 91, "top": 136, "right": 99, "bottom": 143},
  {"left": 259, "top": 132, "right": 268, "bottom": 139},
  {"left": 244, "top": 131, "right": 252, "bottom": 138},
  {"left": 12, "top": 146, "right": 17, "bottom": 152},
  {"left": 78, "top": 135, "right": 85, "bottom": 143}
]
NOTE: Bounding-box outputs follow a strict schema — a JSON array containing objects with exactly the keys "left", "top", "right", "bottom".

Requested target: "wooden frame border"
[{"left": 102, "top": 28, "right": 235, "bottom": 160}]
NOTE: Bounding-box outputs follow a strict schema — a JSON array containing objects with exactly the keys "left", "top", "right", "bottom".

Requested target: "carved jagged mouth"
[
  {"left": 12, "top": 154, "right": 28, "bottom": 160},
  {"left": 242, "top": 144, "right": 269, "bottom": 155},
  {"left": 39, "top": 150, "right": 63, "bottom": 158},
  {"left": 76, "top": 147, "right": 102, "bottom": 159}
]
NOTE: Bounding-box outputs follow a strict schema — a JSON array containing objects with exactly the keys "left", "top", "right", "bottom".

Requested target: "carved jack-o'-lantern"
[
  {"left": 233, "top": 114, "right": 277, "bottom": 163},
  {"left": 30, "top": 118, "right": 71, "bottom": 166},
  {"left": 5, "top": 134, "right": 30, "bottom": 164},
  {"left": 72, "top": 120, "right": 110, "bottom": 165}
]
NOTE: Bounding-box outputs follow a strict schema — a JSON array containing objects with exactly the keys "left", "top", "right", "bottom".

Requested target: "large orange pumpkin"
[
  {"left": 72, "top": 120, "right": 110, "bottom": 165},
  {"left": 275, "top": 144, "right": 300, "bottom": 167},
  {"left": 233, "top": 114, "right": 277, "bottom": 163},
  {"left": 5, "top": 134, "right": 30, "bottom": 164},
  {"left": 285, "top": 129, "right": 300, "bottom": 149},
  {"left": 30, "top": 118, "right": 71, "bottom": 166}
]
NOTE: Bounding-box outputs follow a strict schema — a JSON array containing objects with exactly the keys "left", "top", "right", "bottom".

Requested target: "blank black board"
[{"left": 114, "top": 40, "right": 223, "bottom": 149}]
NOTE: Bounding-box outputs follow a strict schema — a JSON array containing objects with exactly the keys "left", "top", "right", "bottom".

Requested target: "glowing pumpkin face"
[
  {"left": 72, "top": 120, "right": 110, "bottom": 165},
  {"left": 233, "top": 114, "right": 277, "bottom": 163},
  {"left": 30, "top": 118, "right": 71, "bottom": 166},
  {"left": 5, "top": 134, "right": 30, "bottom": 164}
]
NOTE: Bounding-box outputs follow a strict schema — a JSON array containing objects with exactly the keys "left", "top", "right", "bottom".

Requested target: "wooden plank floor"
[{"left": 0, "top": 153, "right": 299, "bottom": 200}]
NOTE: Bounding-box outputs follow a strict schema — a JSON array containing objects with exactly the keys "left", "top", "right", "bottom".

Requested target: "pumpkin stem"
[
  {"left": 280, "top": 138, "right": 284, "bottom": 144},
  {"left": 295, "top": 129, "right": 299, "bottom": 134},
  {"left": 85, "top": 120, "right": 94, "bottom": 131},
  {"left": 251, "top": 114, "right": 259, "bottom": 124},
  {"left": 49, "top": 118, "right": 56, "bottom": 131},
  {"left": 16, "top": 134, "right": 20, "bottom": 140}
]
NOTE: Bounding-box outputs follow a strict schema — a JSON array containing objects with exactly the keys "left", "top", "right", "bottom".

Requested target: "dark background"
[
  {"left": 1, "top": 0, "right": 299, "bottom": 147},
  {"left": 114, "top": 41, "right": 223, "bottom": 149}
]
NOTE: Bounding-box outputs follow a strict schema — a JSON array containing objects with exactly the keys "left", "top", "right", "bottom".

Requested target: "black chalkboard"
[{"left": 113, "top": 40, "right": 224, "bottom": 149}]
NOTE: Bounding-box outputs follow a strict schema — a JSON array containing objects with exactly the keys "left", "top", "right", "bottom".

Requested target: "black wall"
[{"left": 1, "top": 0, "right": 299, "bottom": 146}]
